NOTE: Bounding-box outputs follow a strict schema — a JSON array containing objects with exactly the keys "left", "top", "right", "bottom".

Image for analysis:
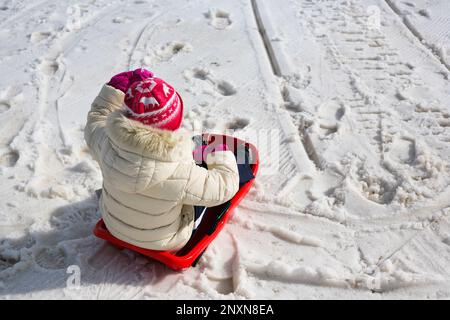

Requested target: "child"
[{"left": 84, "top": 69, "right": 239, "bottom": 251}]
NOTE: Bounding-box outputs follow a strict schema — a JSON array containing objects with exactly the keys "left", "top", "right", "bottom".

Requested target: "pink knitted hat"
[{"left": 124, "top": 77, "right": 183, "bottom": 131}]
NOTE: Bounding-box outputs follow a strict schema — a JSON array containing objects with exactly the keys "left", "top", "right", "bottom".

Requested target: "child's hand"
[
  {"left": 193, "top": 144, "right": 229, "bottom": 162},
  {"left": 107, "top": 68, "right": 154, "bottom": 93},
  {"left": 210, "top": 144, "right": 229, "bottom": 152}
]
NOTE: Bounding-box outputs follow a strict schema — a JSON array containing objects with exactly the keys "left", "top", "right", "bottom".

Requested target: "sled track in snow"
[
  {"left": 127, "top": 20, "right": 154, "bottom": 69},
  {"left": 250, "top": 0, "right": 322, "bottom": 173},
  {"left": 250, "top": 0, "right": 281, "bottom": 77},
  {"left": 127, "top": 1, "right": 196, "bottom": 68}
]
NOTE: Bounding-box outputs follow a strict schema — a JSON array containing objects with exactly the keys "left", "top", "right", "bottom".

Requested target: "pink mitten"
[
  {"left": 204, "top": 144, "right": 229, "bottom": 159},
  {"left": 193, "top": 144, "right": 229, "bottom": 163},
  {"left": 107, "top": 68, "right": 154, "bottom": 93},
  {"left": 210, "top": 144, "right": 229, "bottom": 153}
]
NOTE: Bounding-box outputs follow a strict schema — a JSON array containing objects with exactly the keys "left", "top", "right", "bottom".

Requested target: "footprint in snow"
[
  {"left": 0, "top": 149, "right": 19, "bottom": 167},
  {"left": 29, "top": 31, "right": 52, "bottom": 44},
  {"left": 443, "top": 237, "right": 450, "bottom": 246},
  {"left": 316, "top": 99, "right": 345, "bottom": 137},
  {"left": 0, "top": 100, "right": 10, "bottom": 114},
  {"left": 184, "top": 68, "right": 237, "bottom": 96},
  {"left": 227, "top": 118, "right": 250, "bottom": 130},
  {"left": 0, "top": 254, "right": 20, "bottom": 273},
  {"left": 216, "top": 80, "right": 236, "bottom": 96},
  {"left": 50, "top": 203, "right": 99, "bottom": 230},
  {"left": 193, "top": 68, "right": 209, "bottom": 80},
  {"left": 145, "top": 41, "right": 192, "bottom": 64},
  {"left": 204, "top": 9, "right": 232, "bottom": 30},
  {"left": 385, "top": 136, "right": 416, "bottom": 165},
  {"left": 34, "top": 247, "right": 69, "bottom": 270},
  {"left": 0, "top": 85, "right": 22, "bottom": 115},
  {"left": 112, "top": 17, "right": 131, "bottom": 24},
  {"left": 417, "top": 9, "right": 430, "bottom": 18},
  {"left": 38, "top": 59, "right": 59, "bottom": 76}
]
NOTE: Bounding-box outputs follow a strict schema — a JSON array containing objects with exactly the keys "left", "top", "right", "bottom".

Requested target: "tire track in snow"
[
  {"left": 384, "top": 0, "right": 450, "bottom": 72},
  {"left": 288, "top": 0, "right": 450, "bottom": 208},
  {"left": 247, "top": 0, "right": 450, "bottom": 294}
]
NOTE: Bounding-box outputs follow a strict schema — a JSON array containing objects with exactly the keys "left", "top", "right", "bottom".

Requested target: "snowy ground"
[{"left": 1, "top": 0, "right": 450, "bottom": 299}]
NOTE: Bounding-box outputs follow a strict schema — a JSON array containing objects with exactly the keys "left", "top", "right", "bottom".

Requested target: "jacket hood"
[{"left": 105, "top": 110, "right": 193, "bottom": 162}]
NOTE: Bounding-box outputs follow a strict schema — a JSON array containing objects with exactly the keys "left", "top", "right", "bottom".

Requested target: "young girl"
[{"left": 84, "top": 69, "right": 239, "bottom": 251}]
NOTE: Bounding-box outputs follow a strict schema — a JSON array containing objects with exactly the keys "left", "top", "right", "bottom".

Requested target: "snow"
[
  {"left": 1, "top": 0, "right": 450, "bottom": 299},
  {"left": 385, "top": 0, "right": 450, "bottom": 69}
]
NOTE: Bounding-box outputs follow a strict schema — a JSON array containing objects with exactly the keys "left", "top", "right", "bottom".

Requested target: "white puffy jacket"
[{"left": 84, "top": 85, "right": 239, "bottom": 251}]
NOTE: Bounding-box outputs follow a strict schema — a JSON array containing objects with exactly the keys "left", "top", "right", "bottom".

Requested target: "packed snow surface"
[{"left": 1, "top": 0, "right": 450, "bottom": 299}]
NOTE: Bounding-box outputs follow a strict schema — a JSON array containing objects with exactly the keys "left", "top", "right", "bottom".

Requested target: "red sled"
[{"left": 93, "top": 134, "right": 259, "bottom": 270}]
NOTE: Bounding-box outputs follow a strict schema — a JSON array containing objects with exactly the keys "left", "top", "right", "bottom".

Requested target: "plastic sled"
[{"left": 93, "top": 134, "right": 259, "bottom": 270}]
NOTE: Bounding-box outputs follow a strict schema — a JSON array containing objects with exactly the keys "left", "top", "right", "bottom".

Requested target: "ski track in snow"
[{"left": 0, "top": 0, "right": 450, "bottom": 299}]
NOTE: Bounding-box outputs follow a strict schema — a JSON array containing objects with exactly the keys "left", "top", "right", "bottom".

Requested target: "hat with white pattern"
[{"left": 124, "top": 77, "right": 183, "bottom": 131}]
